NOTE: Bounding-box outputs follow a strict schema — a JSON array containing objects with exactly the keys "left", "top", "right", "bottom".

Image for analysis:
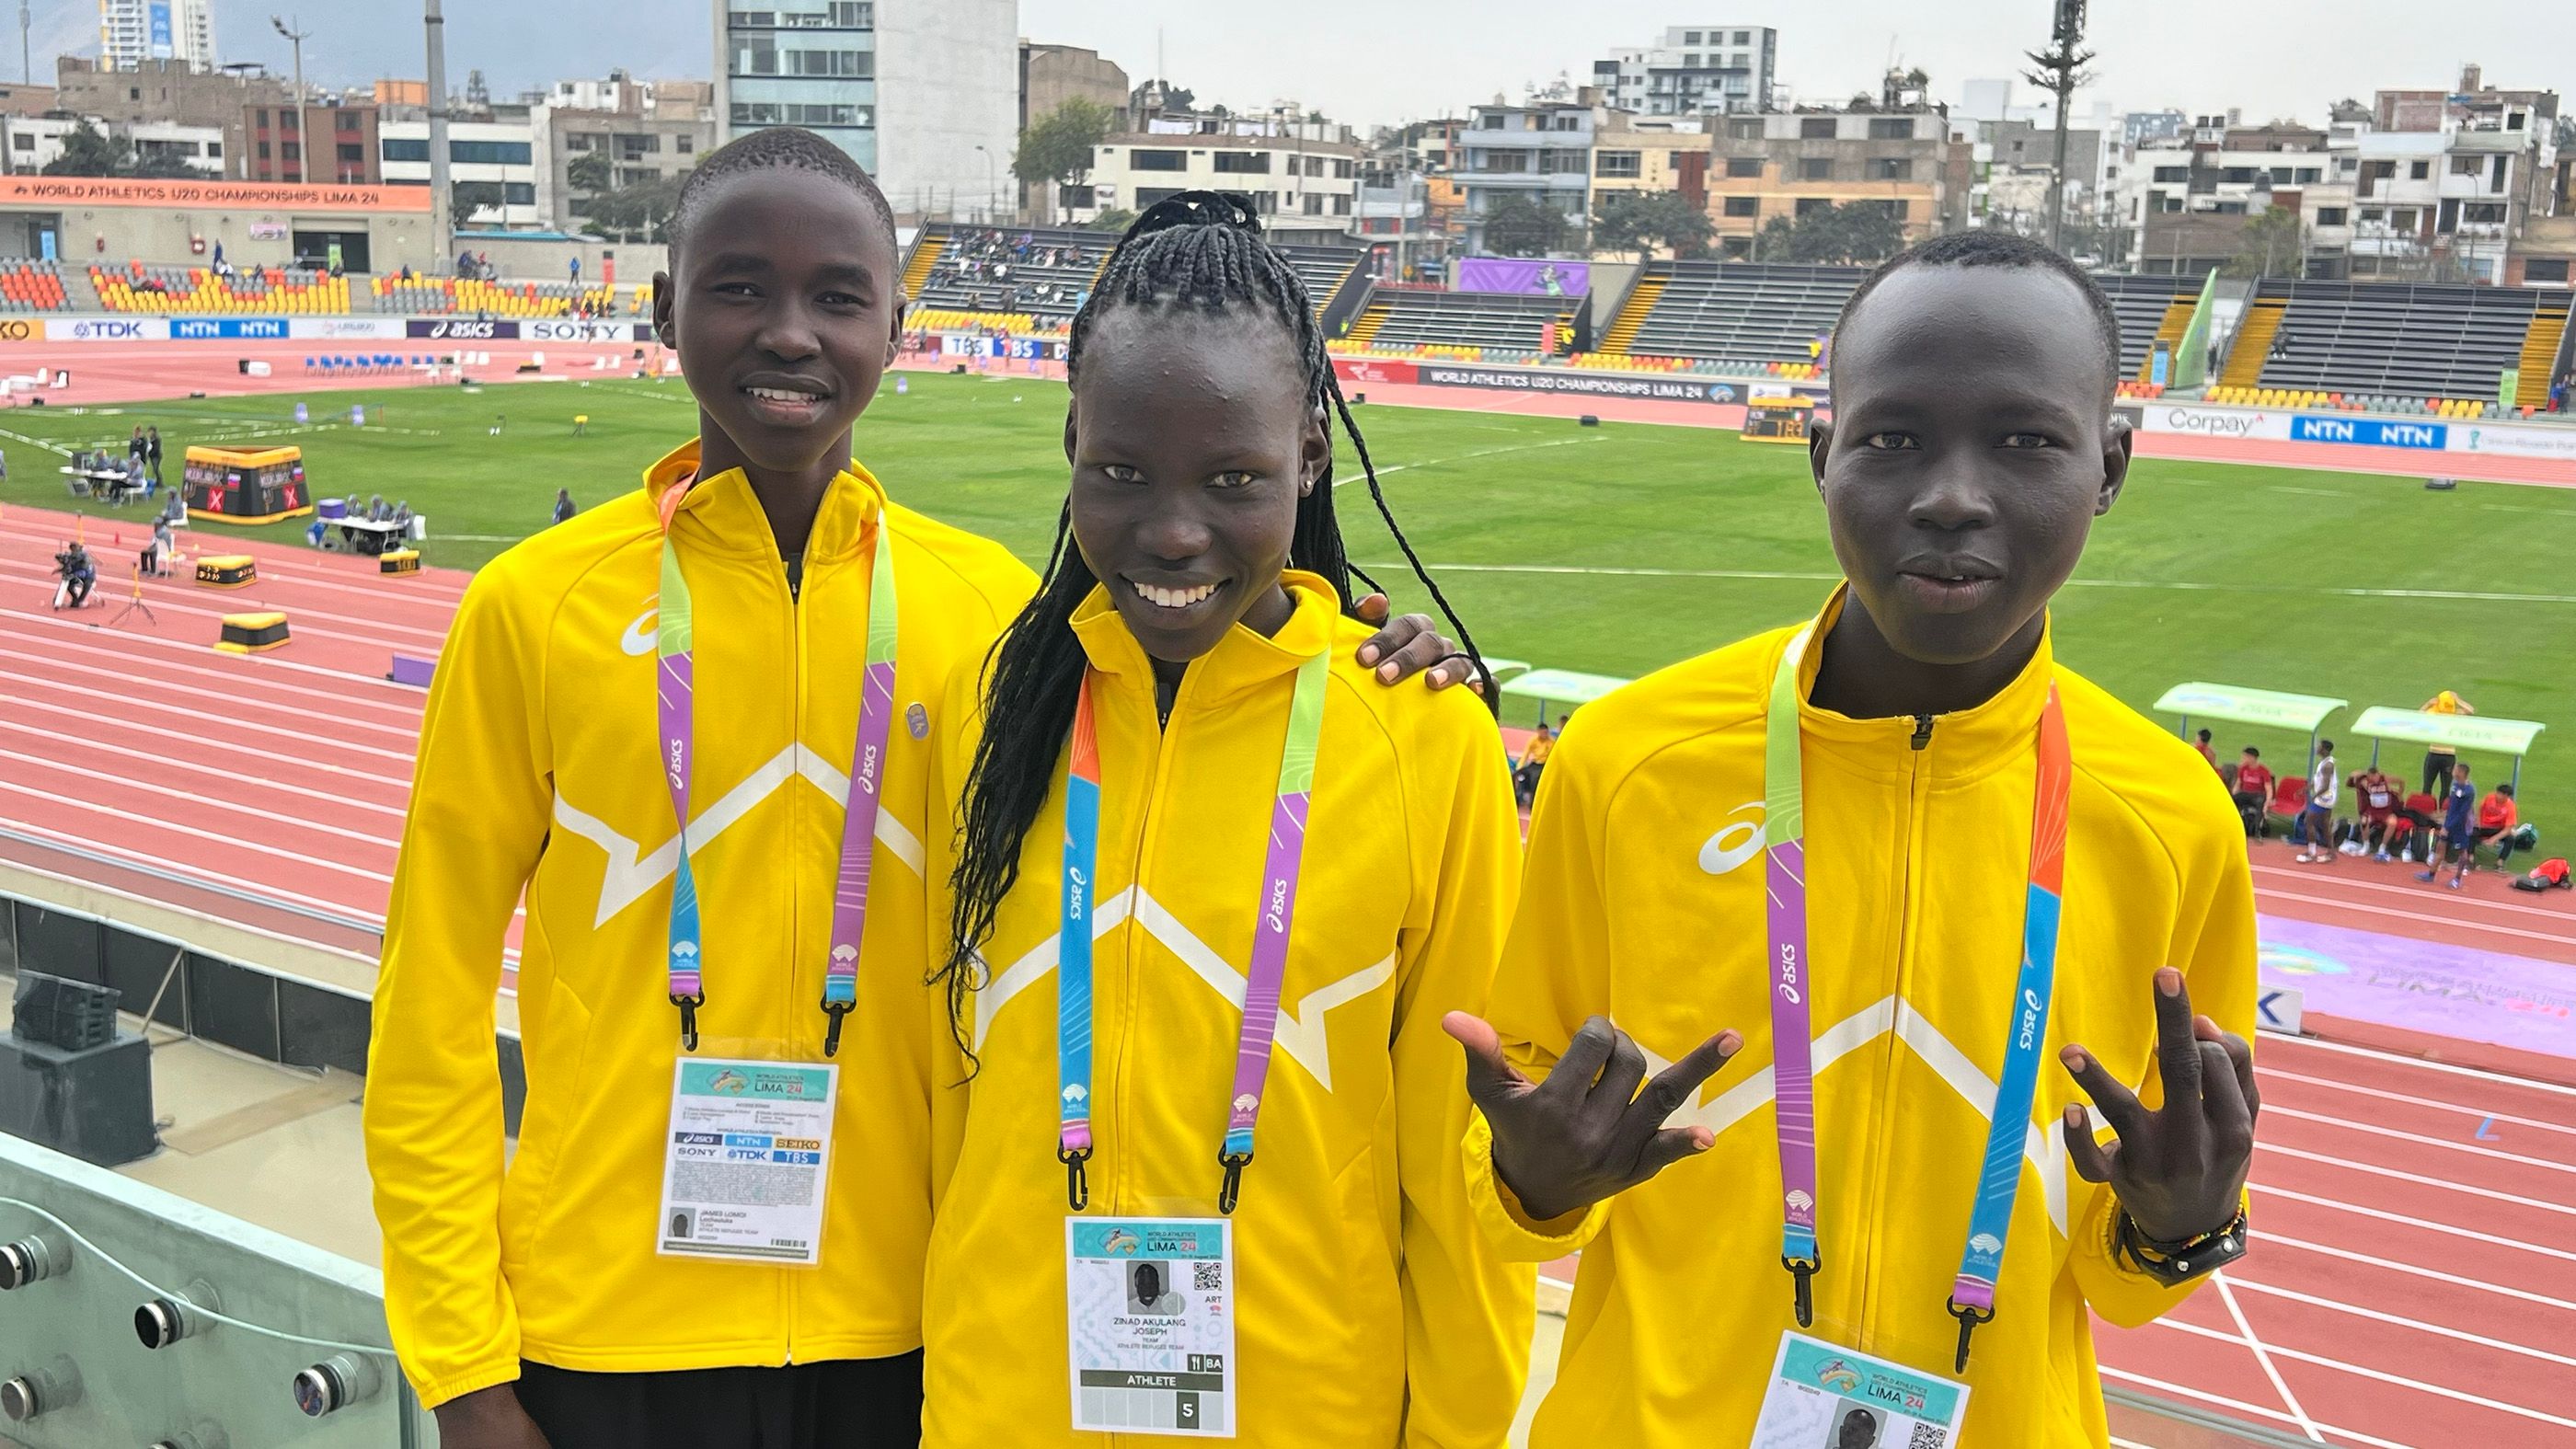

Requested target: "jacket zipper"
[
  {"left": 781, "top": 542, "right": 806, "bottom": 1364},
  {"left": 1857, "top": 715, "right": 1932, "bottom": 1351},
  {"left": 1110, "top": 664, "right": 1193, "bottom": 1219}
]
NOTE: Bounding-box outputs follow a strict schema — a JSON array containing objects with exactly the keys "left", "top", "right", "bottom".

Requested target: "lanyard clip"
[
  {"left": 1059, "top": 1144, "right": 1092, "bottom": 1212},
  {"left": 1782, "top": 1255, "right": 1820, "bottom": 1329},
  {"left": 1217, "top": 1151, "right": 1252, "bottom": 1216},
  {"left": 1947, "top": 1298, "right": 1995, "bottom": 1375},
  {"left": 671, "top": 994, "right": 703, "bottom": 1053},
  {"left": 821, "top": 1001, "right": 854, "bottom": 1058}
]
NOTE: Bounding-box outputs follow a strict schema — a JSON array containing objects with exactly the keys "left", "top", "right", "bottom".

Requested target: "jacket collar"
[
  {"left": 1070, "top": 569, "right": 1343, "bottom": 710},
  {"left": 642, "top": 438, "right": 888, "bottom": 563},
  {"left": 1788, "top": 583, "right": 2057, "bottom": 784}
]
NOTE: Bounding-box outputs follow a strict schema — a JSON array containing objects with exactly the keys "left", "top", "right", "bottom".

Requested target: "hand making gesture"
[
  {"left": 1443, "top": 1012, "right": 1742, "bottom": 1224},
  {"left": 2060, "top": 968, "right": 2260, "bottom": 1244}
]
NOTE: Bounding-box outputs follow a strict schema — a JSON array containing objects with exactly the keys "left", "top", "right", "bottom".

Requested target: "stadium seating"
[
  {"left": 2094, "top": 272, "right": 2200, "bottom": 382},
  {"left": 91, "top": 261, "right": 351, "bottom": 314},
  {"left": 1276, "top": 243, "right": 1364, "bottom": 319},
  {"left": 2242, "top": 279, "right": 2544, "bottom": 404},
  {"left": 1613, "top": 261, "right": 1862, "bottom": 367},
  {"left": 0, "top": 259, "right": 73, "bottom": 312},
  {"left": 368, "top": 274, "right": 599, "bottom": 317},
  {"left": 1345, "top": 289, "right": 1572, "bottom": 351},
  {"left": 902, "top": 224, "right": 1366, "bottom": 326}
]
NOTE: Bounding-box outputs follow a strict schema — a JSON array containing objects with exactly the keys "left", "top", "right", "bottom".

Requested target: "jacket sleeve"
[
  {"left": 1461, "top": 727, "right": 1619, "bottom": 1261},
  {"left": 362, "top": 567, "right": 554, "bottom": 1409},
  {"left": 2072, "top": 821, "right": 2260, "bottom": 1329},
  {"left": 1394, "top": 725, "right": 1535, "bottom": 1448}
]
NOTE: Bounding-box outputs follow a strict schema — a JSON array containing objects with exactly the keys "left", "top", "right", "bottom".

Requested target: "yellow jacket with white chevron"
[
  {"left": 921, "top": 575, "right": 1535, "bottom": 1447},
  {"left": 364, "top": 441, "right": 1035, "bottom": 1409},
  {"left": 1474, "top": 590, "right": 2256, "bottom": 1447}
]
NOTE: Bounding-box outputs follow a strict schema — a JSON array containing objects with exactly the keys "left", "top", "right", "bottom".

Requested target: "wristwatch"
[{"left": 2114, "top": 1207, "right": 2248, "bottom": 1285}]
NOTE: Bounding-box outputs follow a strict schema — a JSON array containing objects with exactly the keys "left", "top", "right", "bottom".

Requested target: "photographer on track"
[{"left": 51, "top": 540, "right": 96, "bottom": 610}]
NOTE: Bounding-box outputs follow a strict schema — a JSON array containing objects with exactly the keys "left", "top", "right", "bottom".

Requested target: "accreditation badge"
[
  {"left": 653, "top": 1057, "right": 838, "bottom": 1265},
  {"left": 1752, "top": 1331, "right": 1972, "bottom": 1448},
  {"left": 1064, "top": 1217, "right": 1236, "bottom": 1436}
]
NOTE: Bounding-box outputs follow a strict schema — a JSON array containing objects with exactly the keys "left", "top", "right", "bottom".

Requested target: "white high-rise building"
[
  {"left": 711, "top": 0, "right": 1017, "bottom": 220},
  {"left": 1590, "top": 24, "right": 1777, "bottom": 117},
  {"left": 98, "top": 0, "right": 216, "bottom": 73}
]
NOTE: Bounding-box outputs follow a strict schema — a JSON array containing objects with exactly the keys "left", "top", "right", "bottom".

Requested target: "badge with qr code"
[
  {"left": 1064, "top": 1217, "right": 1235, "bottom": 1436},
  {"left": 1750, "top": 1331, "right": 1972, "bottom": 1448}
]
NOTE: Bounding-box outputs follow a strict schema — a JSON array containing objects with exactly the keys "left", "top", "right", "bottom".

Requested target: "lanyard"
[
  {"left": 657, "top": 482, "right": 900, "bottom": 1056},
  {"left": 1057, "top": 649, "right": 1329, "bottom": 1215},
  {"left": 1760, "top": 623, "right": 2070, "bottom": 1374}
]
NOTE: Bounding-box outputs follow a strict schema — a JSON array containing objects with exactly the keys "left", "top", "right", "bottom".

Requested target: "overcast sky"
[{"left": 16, "top": 0, "right": 2566, "bottom": 132}]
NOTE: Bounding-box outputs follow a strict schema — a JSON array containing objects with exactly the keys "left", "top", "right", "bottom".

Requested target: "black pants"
[
  {"left": 515, "top": 1352, "right": 922, "bottom": 1449},
  {"left": 2422, "top": 750, "right": 2456, "bottom": 797}
]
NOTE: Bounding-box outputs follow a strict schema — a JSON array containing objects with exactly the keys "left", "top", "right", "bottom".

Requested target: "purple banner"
[
  {"left": 2257, "top": 914, "right": 2576, "bottom": 1064},
  {"left": 1455, "top": 256, "right": 1591, "bottom": 297}
]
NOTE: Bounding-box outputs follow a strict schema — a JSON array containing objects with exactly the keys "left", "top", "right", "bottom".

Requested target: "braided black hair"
[{"left": 938, "top": 191, "right": 1491, "bottom": 1053}]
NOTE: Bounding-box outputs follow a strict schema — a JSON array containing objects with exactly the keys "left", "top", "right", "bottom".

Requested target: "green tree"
[
  {"left": 565, "top": 151, "right": 614, "bottom": 196},
  {"left": 124, "top": 147, "right": 201, "bottom": 179},
  {"left": 585, "top": 177, "right": 683, "bottom": 243},
  {"left": 451, "top": 181, "right": 506, "bottom": 231},
  {"left": 1757, "top": 201, "right": 1906, "bottom": 264},
  {"left": 1012, "top": 98, "right": 1116, "bottom": 224},
  {"left": 2224, "top": 204, "right": 2307, "bottom": 279},
  {"left": 1593, "top": 190, "right": 1713, "bottom": 262},
  {"left": 1085, "top": 206, "right": 1138, "bottom": 233},
  {"left": 41, "top": 120, "right": 128, "bottom": 178},
  {"left": 1480, "top": 192, "right": 1573, "bottom": 258}
]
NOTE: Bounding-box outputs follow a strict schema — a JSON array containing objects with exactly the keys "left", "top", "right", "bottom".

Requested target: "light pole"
[
  {"left": 17, "top": 1, "right": 29, "bottom": 86},
  {"left": 2022, "top": 0, "right": 2094, "bottom": 253},
  {"left": 973, "top": 143, "right": 998, "bottom": 223},
  {"left": 270, "top": 14, "right": 310, "bottom": 182},
  {"left": 425, "top": 0, "right": 452, "bottom": 268}
]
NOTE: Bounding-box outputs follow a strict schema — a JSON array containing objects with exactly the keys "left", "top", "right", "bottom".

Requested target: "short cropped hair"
[
  {"left": 1834, "top": 231, "right": 2122, "bottom": 402},
  {"left": 667, "top": 126, "right": 895, "bottom": 259}
]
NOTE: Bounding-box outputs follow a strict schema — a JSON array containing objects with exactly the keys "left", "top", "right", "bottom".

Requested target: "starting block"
[
  {"left": 215, "top": 610, "right": 291, "bottom": 654},
  {"left": 195, "top": 554, "right": 258, "bottom": 589},
  {"left": 379, "top": 548, "right": 421, "bottom": 576}
]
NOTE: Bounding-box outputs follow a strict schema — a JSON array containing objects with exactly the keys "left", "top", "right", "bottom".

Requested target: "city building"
[
  {"left": 2119, "top": 118, "right": 2357, "bottom": 277},
  {"left": 383, "top": 116, "right": 546, "bottom": 230},
  {"left": 2350, "top": 67, "right": 2559, "bottom": 284},
  {"left": 374, "top": 78, "right": 429, "bottom": 109},
  {"left": 712, "top": 0, "right": 1017, "bottom": 222},
  {"left": 1703, "top": 105, "right": 1965, "bottom": 257},
  {"left": 541, "top": 75, "right": 718, "bottom": 232},
  {"left": 125, "top": 118, "right": 227, "bottom": 174},
  {"left": 1588, "top": 119, "right": 1708, "bottom": 204},
  {"left": 1071, "top": 117, "right": 1363, "bottom": 233},
  {"left": 98, "top": 0, "right": 216, "bottom": 74},
  {"left": 1591, "top": 25, "right": 1777, "bottom": 117},
  {"left": 1018, "top": 42, "right": 1129, "bottom": 219},
  {"left": 55, "top": 54, "right": 285, "bottom": 179},
  {"left": 0, "top": 83, "right": 58, "bottom": 117},
  {"left": 1455, "top": 99, "right": 1602, "bottom": 255},
  {"left": 242, "top": 100, "right": 380, "bottom": 184}
]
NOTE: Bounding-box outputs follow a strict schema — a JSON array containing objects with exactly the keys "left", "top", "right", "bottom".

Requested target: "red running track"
[{"left": 7, "top": 500, "right": 2576, "bottom": 1443}]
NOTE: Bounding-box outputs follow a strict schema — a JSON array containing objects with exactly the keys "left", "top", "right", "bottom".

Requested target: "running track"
[{"left": 6, "top": 500, "right": 2575, "bottom": 1443}]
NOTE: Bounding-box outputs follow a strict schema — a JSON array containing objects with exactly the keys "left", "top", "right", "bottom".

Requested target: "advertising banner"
[
  {"left": 43, "top": 317, "right": 169, "bottom": 341},
  {"left": 0, "top": 176, "right": 431, "bottom": 213},
  {"left": 290, "top": 316, "right": 406, "bottom": 340},
  {"left": 2139, "top": 403, "right": 2293, "bottom": 441},
  {"left": 2447, "top": 420, "right": 2576, "bottom": 460},
  {"left": 0, "top": 318, "right": 39, "bottom": 342},
  {"left": 1417, "top": 363, "right": 1738, "bottom": 403},
  {"left": 173, "top": 316, "right": 291, "bottom": 339},
  {"left": 1331, "top": 356, "right": 1419, "bottom": 386},
  {"left": 407, "top": 318, "right": 520, "bottom": 340},
  {"left": 2288, "top": 414, "right": 2447, "bottom": 450},
  {"left": 523, "top": 319, "right": 650, "bottom": 343},
  {"left": 1455, "top": 257, "right": 1591, "bottom": 297},
  {"left": 148, "top": 1, "right": 174, "bottom": 58}
]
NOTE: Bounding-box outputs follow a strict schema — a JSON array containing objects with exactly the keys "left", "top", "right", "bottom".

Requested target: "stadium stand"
[
  {"left": 2093, "top": 272, "right": 2201, "bottom": 382},
  {"left": 1344, "top": 288, "right": 1572, "bottom": 351},
  {"left": 2230, "top": 279, "right": 2547, "bottom": 404},
  {"left": 1611, "top": 261, "right": 1861, "bottom": 368},
  {"left": 0, "top": 258, "right": 74, "bottom": 312},
  {"left": 90, "top": 261, "right": 352, "bottom": 314},
  {"left": 367, "top": 274, "right": 601, "bottom": 317},
  {"left": 901, "top": 223, "right": 1365, "bottom": 326}
]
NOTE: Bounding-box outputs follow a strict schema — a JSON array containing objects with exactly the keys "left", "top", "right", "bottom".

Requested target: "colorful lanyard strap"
[
  {"left": 657, "top": 483, "right": 900, "bottom": 1056},
  {"left": 1760, "top": 623, "right": 2071, "bottom": 1374},
  {"left": 1057, "top": 649, "right": 1329, "bottom": 1215}
]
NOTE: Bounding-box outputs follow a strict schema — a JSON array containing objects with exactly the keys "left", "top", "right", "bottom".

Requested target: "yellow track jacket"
[
  {"left": 923, "top": 575, "right": 1535, "bottom": 1447},
  {"left": 1473, "top": 591, "right": 2256, "bottom": 1447},
  {"left": 365, "top": 442, "right": 1034, "bottom": 1409}
]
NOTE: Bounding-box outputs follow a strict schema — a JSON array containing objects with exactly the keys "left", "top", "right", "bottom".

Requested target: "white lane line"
[
  {"left": 2255, "top": 1143, "right": 2576, "bottom": 1218},
  {"left": 0, "top": 556, "right": 454, "bottom": 644},
  {"left": 2096, "top": 1369, "right": 2415, "bottom": 1449},
  {"left": 2252, "top": 884, "right": 2576, "bottom": 949},
  {"left": 0, "top": 780, "right": 393, "bottom": 886},
  {"left": 0, "top": 687, "right": 417, "bottom": 775},
  {"left": 1, "top": 602, "right": 439, "bottom": 690},
  {"left": 2223, "top": 1275, "right": 2576, "bottom": 1372},
  {"left": 0, "top": 817, "right": 385, "bottom": 924},
  {"left": 0, "top": 718, "right": 409, "bottom": 817},
  {"left": 0, "top": 633, "right": 423, "bottom": 719},
  {"left": 2256, "top": 1067, "right": 2576, "bottom": 1137},
  {"left": 2259, "top": 1233, "right": 2576, "bottom": 1314},
  {"left": 0, "top": 650, "right": 421, "bottom": 742},
  {"left": 2251, "top": 860, "right": 2576, "bottom": 924},
  {"left": 2149, "top": 1316, "right": 2576, "bottom": 1432},
  {"left": 1358, "top": 433, "right": 1603, "bottom": 486},
  {"left": 0, "top": 516, "right": 474, "bottom": 605},
  {"left": 2260, "top": 1034, "right": 2576, "bottom": 1099},
  {"left": 2264, "top": 1105, "right": 2576, "bottom": 1176},
  {"left": 0, "top": 748, "right": 401, "bottom": 852},
  {"left": 2251, "top": 1183, "right": 2576, "bottom": 1265},
  {"left": 2211, "top": 1271, "right": 2326, "bottom": 1442}
]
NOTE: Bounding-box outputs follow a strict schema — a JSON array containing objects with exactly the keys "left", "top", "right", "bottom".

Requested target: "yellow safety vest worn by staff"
[
  {"left": 365, "top": 442, "right": 1035, "bottom": 1409},
  {"left": 922, "top": 574, "right": 1535, "bottom": 1448},
  {"left": 1472, "top": 590, "right": 2256, "bottom": 1447}
]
